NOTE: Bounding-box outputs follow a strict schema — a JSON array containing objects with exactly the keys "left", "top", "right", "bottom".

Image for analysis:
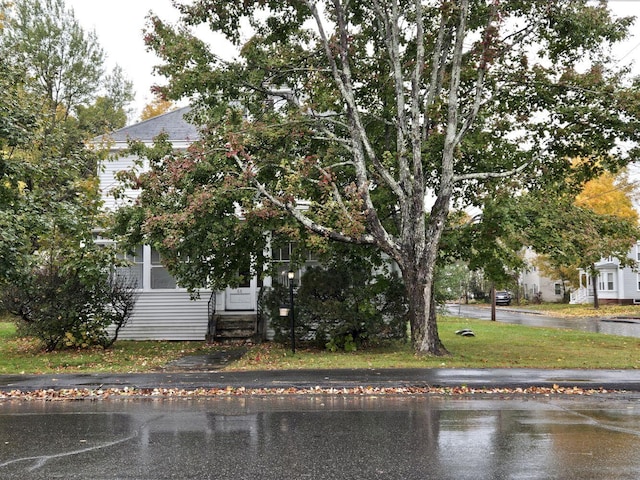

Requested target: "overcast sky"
[
  {"left": 65, "top": 0, "right": 181, "bottom": 121},
  {"left": 65, "top": 0, "right": 640, "bottom": 124}
]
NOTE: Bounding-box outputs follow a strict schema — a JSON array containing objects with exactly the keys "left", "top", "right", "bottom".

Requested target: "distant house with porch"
[
  {"left": 519, "top": 244, "right": 640, "bottom": 306},
  {"left": 570, "top": 246, "right": 640, "bottom": 305}
]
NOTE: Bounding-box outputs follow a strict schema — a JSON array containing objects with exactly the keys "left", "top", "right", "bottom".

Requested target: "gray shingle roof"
[{"left": 108, "top": 106, "right": 199, "bottom": 143}]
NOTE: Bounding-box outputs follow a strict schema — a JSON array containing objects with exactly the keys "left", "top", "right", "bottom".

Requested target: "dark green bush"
[
  {"left": 262, "top": 264, "right": 407, "bottom": 351},
  {"left": 2, "top": 246, "right": 137, "bottom": 351}
]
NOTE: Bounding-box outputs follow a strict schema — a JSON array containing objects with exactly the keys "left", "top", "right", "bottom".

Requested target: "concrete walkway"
[{"left": 1, "top": 368, "right": 640, "bottom": 392}]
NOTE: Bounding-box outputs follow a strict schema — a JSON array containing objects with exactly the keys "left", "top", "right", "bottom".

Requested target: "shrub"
[
  {"left": 262, "top": 264, "right": 408, "bottom": 351},
  {"left": 2, "top": 245, "right": 137, "bottom": 351}
]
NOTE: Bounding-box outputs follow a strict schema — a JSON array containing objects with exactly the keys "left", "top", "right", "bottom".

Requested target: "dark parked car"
[{"left": 495, "top": 290, "right": 511, "bottom": 306}]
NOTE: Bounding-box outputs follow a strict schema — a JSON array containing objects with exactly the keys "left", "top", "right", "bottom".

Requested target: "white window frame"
[
  {"left": 111, "top": 244, "right": 144, "bottom": 289},
  {"left": 149, "top": 246, "right": 178, "bottom": 290},
  {"left": 272, "top": 242, "right": 319, "bottom": 286},
  {"left": 599, "top": 272, "right": 615, "bottom": 291}
]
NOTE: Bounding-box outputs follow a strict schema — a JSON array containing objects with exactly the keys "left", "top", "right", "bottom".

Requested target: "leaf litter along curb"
[{"left": 0, "top": 384, "right": 621, "bottom": 401}]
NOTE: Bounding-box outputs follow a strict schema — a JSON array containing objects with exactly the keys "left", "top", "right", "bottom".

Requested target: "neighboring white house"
[
  {"left": 569, "top": 245, "right": 640, "bottom": 305},
  {"left": 519, "top": 244, "right": 640, "bottom": 306},
  {"left": 97, "top": 108, "right": 275, "bottom": 341},
  {"left": 519, "top": 248, "right": 566, "bottom": 303}
]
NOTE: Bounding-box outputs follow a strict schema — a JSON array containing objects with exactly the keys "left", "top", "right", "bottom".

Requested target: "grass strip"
[
  {"left": 0, "top": 313, "right": 638, "bottom": 374},
  {"left": 231, "top": 316, "right": 640, "bottom": 370}
]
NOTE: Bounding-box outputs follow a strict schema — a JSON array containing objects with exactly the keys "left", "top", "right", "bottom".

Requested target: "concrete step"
[
  {"left": 211, "top": 314, "right": 257, "bottom": 340},
  {"left": 215, "top": 329, "right": 256, "bottom": 339}
]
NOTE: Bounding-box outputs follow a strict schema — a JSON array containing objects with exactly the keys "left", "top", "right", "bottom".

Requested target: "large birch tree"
[{"left": 118, "top": 0, "right": 640, "bottom": 354}]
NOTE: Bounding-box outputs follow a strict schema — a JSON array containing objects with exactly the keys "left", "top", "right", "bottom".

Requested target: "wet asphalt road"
[
  {"left": 1, "top": 395, "right": 640, "bottom": 479},
  {"left": 1, "top": 306, "right": 639, "bottom": 479},
  {"left": 446, "top": 303, "right": 640, "bottom": 338}
]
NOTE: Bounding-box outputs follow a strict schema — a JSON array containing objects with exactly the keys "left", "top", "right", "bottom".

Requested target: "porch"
[{"left": 570, "top": 265, "right": 624, "bottom": 305}]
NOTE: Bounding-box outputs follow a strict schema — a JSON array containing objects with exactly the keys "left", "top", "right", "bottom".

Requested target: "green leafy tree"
[
  {"left": 434, "top": 261, "right": 472, "bottom": 303},
  {"left": 459, "top": 191, "right": 640, "bottom": 308},
  {"left": 76, "top": 66, "right": 135, "bottom": 135},
  {"left": 0, "top": 0, "right": 104, "bottom": 121},
  {"left": 523, "top": 168, "right": 639, "bottom": 306},
  {"left": 527, "top": 195, "right": 639, "bottom": 309},
  {"left": 0, "top": 57, "right": 39, "bottom": 285},
  {"left": 118, "top": 0, "right": 640, "bottom": 355},
  {"left": 0, "top": 2, "right": 137, "bottom": 349},
  {"left": 0, "top": 0, "right": 134, "bottom": 137}
]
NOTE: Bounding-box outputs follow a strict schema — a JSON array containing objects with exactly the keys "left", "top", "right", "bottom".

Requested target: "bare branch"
[
  {"left": 410, "top": 0, "right": 426, "bottom": 193},
  {"left": 305, "top": 1, "right": 404, "bottom": 203},
  {"left": 372, "top": 0, "right": 410, "bottom": 191},
  {"left": 310, "top": 135, "right": 353, "bottom": 146},
  {"left": 240, "top": 81, "right": 301, "bottom": 108},
  {"left": 454, "top": 2, "right": 500, "bottom": 144},
  {"left": 441, "top": 0, "right": 469, "bottom": 183},
  {"left": 423, "top": 11, "right": 450, "bottom": 142},
  {"left": 452, "top": 160, "right": 532, "bottom": 183}
]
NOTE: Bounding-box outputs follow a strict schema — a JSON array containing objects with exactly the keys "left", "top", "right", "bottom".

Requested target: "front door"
[{"left": 225, "top": 275, "right": 256, "bottom": 311}]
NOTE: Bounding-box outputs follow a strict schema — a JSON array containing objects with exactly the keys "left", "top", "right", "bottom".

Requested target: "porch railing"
[
  {"left": 570, "top": 287, "right": 591, "bottom": 304},
  {"left": 206, "top": 290, "right": 217, "bottom": 341},
  {"left": 256, "top": 286, "right": 268, "bottom": 341}
]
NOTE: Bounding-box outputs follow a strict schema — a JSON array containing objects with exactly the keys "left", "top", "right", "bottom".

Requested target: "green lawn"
[
  {"left": 1, "top": 308, "right": 638, "bottom": 373},
  {"left": 0, "top": 320, "right": 211, "bottom": 374},
  {"left": 230, "top": 315, "right": 640, "bottom": 371}
]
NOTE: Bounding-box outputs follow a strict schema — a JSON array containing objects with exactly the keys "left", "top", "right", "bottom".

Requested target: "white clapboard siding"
[
  {"left": 117, "top": 291, "right": 210, "bottom": 340},
  {"left": 98, "top": 153, "right": 142, "bottom": 211}
]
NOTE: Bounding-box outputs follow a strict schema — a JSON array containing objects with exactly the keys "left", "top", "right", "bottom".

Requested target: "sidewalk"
[{"left": 1, "top": 368, "right": 640, "bottom": 392}]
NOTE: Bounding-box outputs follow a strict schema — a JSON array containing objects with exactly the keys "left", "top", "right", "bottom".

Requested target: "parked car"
[{"left": 495, "top": 290, "right": 511, "bottom": 306}]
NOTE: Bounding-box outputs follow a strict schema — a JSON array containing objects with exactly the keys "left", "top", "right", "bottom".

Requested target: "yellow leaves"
[
  {"left": 575, "top": 170, "right": 638, "bottom": 223},
  {"left": 140, "top": 97, "right": 175, "bottom": 121},
  {"left": 2, "top": 179, "right": 26, "bottom": 194}
]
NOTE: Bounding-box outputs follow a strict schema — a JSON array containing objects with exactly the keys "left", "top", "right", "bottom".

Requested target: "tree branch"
[
  {"left": 452, "top": 160, "right": 532, "bottom": 183},
  {"left": 231, "top": 153, "right": 377, "bottom": 245},
  {"left": 423, "top": 11, "right": 450, "bottom": 142},
  {"left": 305, "top": 1, "right": 404, "bottom": 203},
  {"left": 371, "top": 0, "right": 410, "bottom": 195},
  {"left": 454, "top": 2, "right": 499, "bottom": 144}
]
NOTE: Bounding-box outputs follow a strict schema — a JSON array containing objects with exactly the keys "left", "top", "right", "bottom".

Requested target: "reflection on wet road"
[
  {"left": 1, "top": 396, "right": 640, "bottom": 479},
  {"left": 445, "top": 304, "right": 640, "bottom": 338}
]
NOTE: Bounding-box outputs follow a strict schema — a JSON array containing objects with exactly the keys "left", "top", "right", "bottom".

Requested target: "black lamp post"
[
  {"left": 279, "top": 270, "right": 296, "bottom": 353},
  {"left": 288, "top": 270, "right": 295, "bottom": 353}
]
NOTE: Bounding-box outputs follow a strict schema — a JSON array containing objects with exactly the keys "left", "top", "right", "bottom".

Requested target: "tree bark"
[{"left": 402, "top": 254, "right": 448, "bottom": 356}]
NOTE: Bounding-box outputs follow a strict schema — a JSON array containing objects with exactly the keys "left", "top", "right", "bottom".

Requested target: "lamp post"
[
  {"left": 279, "top": 270, "right": 296, "bottom": 353},
  {"left": 287, "top": 270, "right": 295, "bottom": 353}
]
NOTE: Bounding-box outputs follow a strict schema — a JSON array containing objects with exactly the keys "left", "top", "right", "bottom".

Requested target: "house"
[
  {"left": 97, "top": 108, "right": 276, "bottom": 341},
  {"left": 519, "top": 244, "right": 640, "bottom": 306},
  {"left": 519, "top": 248, "right": 566, "bottom": 303},
  {"left": 569, "top": 246, "right": 640, "bottom": 305}
]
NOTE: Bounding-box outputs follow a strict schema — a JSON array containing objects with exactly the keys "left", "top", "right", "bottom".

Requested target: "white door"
[{"left": 225, "top": 276, "right": 256, "bottom": 311}]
